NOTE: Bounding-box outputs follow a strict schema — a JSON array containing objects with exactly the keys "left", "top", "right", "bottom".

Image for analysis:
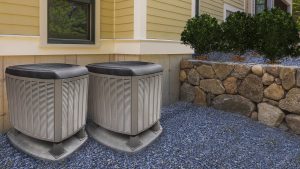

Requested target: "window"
[
  {"left": 223, "top": 4, "right": 243, "bottom": 21},
  {"left": 226, "top": 10, "right": 234, "bottom": 18},
  {"left": 255, "top": 0, "right": 267, "bottom": 14},
  {"left": 274, "top": 0, "right": 288, "bottom": 12},
  {"left": 47, "top": 0, "right": 95, "bottom": 44}
]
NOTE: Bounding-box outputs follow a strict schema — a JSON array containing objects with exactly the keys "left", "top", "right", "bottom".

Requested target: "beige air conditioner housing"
[
  {"left": 5, "top": 63, "right": 89, "bottom": 161},
  {"left": 86, "top": 61, "right": 163, "bottom": 153}
]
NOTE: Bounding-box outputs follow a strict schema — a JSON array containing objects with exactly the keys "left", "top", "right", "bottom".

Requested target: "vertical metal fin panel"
[
  {"left": 88, "top": 72, "right": 162, "bottom": 135},
  {"left": 137, "top": 74, "right": 162, "bottom": 133},
  {"left": 88, "top": 74, "right": 132, "bottom": 134},
  {"left": 6, "top": 74, "right": 88, "bottom": 142},
  {"left": 6, "top": 75, "right": 55, "bottom": 141},
  {"left": 61, "top": 77, "right": 88, "bottom": 140}
]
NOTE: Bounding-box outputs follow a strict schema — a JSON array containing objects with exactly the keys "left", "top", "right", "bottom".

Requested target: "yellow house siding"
[
  {"left": 200, "top": 0, "right": 224, "bottom": 21},
  {"left": 200, "top": 0, "right": 245, "bottom": 21},
  {"left": 115, "top": 0, "right": 134, "bottom": 39},
  {"left": 224, "top": 0, "right": 244, "bottom": 10},
  {"left": 101, "top": 0, "right": 114, "bottom": 39},
  {"left": 0, "top": 0, "right": 39, "bottom": 35},
  {"left": 147, "top": 0, "right": 192, "bottom": 41}
]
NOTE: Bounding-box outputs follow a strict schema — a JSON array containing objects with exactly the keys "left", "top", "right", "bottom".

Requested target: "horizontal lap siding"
[
  {"left": 200, "top": 0, "right": 245, "bottom": 21},
  {"left": 224, "top": 0, "right": 244, "bottom": 11},
  {"left": 101, "top": 0, "right": 114, "bottom": 39},
  {"left": 115, "top": 0, "right": 134, "bottom": 39},
  {"left": 147, "top": 0, "right": 192, "bottom": 41},
  {"left": 0, "top": 0, "right": 39, "bottom": 35},
  {"left": 200, "top": 0, "right": 224, "bottom": 21}
]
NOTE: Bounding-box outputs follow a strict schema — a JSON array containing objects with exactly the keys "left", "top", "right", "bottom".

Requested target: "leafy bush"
[
  {"left": 181, "top": 14, "right": 222, "bottom": 55},
  {"left": 254, "top": 8, "right": 299, "bottom": 62},
  {"left": 221, "top": 12, "right": 256, "bottom": 54},
  {"left": 297, "top": 17, "right": 300, "bottom": 31}
]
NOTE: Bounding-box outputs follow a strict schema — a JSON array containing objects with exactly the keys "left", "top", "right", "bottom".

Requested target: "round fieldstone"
[
  {"left": 279, "top": 88, "right": 300, "bottom": 114},
  {"left": 251, "top": 111, "right": 258, "bottom": 121},
  {"left": 265, "top": 66, "right": 279, "bottom": 77},
  {"left": 231, "top": 64, "right": 251, "bottom": 79},
  {"left": 212, "top": 63, "right": 234, "bottom": 80},
  {"left": 196, "top": 65, "right": 215, "bottom": 79},
  {"left": 296, "top": 69, "right": 300, "bottom": 87},
  {"left": 223, "top": 77, "right": 238, "bottom": 94},
  {"left": 279, "top": 122, "right": 289, "bottom": 132},
  {"left": 263, "top": 98, "right": 279, "bottom": 106},
  {"left": 212, "top": 94, "right": 255, "bottom": 116},
  {"left": 252, "top": 65, "right": 263, "bottom": 76},
  {"left": 238, "top": 74, "right": 264, "bottom": 103},
  {"left": 275, "top": 78, "right": 282, "bottom": 85},
  {"left": 180, "top": 60, "right": 193, "bottom": 69},
  {"left": 258, "top": 103, "right": 285, "bottom": 127},
  {"left": 200, "top": 79, "right": 225, "bottom": 95},
  {"left": 280, "top": 67, "right": 296, "bottom": 90},
  {"left": 286, "top": 114, "right": 300, "bottom": 134},
  {"left": 187, "top": 69, "right": 200, "bottom": 86},
  {"left": 263, "top": 83, "right": 285, "bottom": 101},
  {"left": 180, "top": 83, "right": 195, "bottom": 102},
  {"left": 179, "top": 70, "right": 187, "bottom": 82},
  {"left": 262, "top": 73, "right": 275, "bottom": 85},
  {"left": 194, "top": 87, "right": 207, "bottom": 106}
]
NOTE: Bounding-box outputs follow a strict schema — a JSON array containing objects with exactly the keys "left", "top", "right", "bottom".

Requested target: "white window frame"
[
  {"left": 252, "top": 0, "right": 292, "bottom": 15},
  {"left": 223, "top": 3, "right": 243, "bottom": 21},
  {"left": 39, "top": 0, "right": 100, "bottom": 47}
]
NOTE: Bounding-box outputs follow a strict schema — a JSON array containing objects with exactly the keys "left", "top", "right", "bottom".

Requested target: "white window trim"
[
  {"left": 252, "top": 0, "right": 292, "bottom": 15},
  {"left": 223, "top": 3, "right": 243, "bottom": 21},
  {"left": 39, "top": 0, "right": 101, "bottom": 48}
]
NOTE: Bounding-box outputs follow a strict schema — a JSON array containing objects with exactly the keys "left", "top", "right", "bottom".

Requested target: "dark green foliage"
[
  {"left": 181, "top": 9, "right": 300, "bottom": 61},
  {"left": 254, "top": 8, "right": 299, "bottom": 62},
  {"left": 221, "top": 12, "right": 256, "bottom": 54},
  {"left": 181, "top": 14, "right": 222, "bottom": 55},
  {"left": 293, "top": 0, "right": 300, "bottom": 30}
]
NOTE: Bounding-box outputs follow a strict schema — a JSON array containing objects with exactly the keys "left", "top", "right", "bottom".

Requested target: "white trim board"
[
  {"left": 0, "top": 35, "right": 193, "bottom": 56},
  {"left": 134, "top": 0, "right": 147, "bottom": 39},
  {"left": 192, "top": 0, "right": 196, "bottom": 17}
]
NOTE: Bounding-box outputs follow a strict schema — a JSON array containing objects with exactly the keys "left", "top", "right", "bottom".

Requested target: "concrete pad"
[
  {"left": 7, "top": 128, "right": 87, "bottom": 161},
  {"left": 87, "top": 122, "right": 162, "bottom": 153}
]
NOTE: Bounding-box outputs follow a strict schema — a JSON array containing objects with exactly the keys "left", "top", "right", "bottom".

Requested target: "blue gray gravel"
[
  {"left": 2, "top": 102, "right": 300, "bottom": 168},
  {"left": 203, "top": 51, "right": 300, "bottom": 66}
]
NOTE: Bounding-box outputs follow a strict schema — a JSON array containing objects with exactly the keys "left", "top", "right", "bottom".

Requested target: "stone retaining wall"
[{"left": 180, "top": 59, "right": 300, "bottom": 134}]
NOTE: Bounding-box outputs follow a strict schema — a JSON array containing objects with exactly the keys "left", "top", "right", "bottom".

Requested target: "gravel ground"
[
  {"left": 202, "top": 51, "right": 300, "bottom": 66},
  {"left": 1, "top": 102, "right": 300, "bottom": 169}
]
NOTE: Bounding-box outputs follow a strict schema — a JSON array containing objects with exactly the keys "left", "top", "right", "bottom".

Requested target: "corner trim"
[{"left": 134, "top": 0, "right": 147, "bottom": 39}]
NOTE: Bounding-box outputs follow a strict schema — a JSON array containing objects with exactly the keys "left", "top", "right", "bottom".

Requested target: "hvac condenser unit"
[
  {"left": 86, "top": 61, "right": 163, "bottom": 153},
  {"left": 5, "top": 63, "right": 89, "bottom": 161}
]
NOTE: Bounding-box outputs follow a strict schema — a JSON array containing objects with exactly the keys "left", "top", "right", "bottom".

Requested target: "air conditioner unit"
[
  {"left": 5, "top": 63, "right": 89, "bottom": 161},
  {"left": 86, "top": 61, "right": 163, "bottom": 153}
]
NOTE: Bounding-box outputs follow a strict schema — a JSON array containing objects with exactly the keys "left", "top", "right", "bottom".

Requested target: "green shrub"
[
  {"left": 297, "top": 17, "right": 300, "bottom": 31},
  {"left": 255, "top": 8, "right": 299, "bottom": 62},
  {"left": 181, "top": 14, "right": 222, "bottom": 55},
  {"left": 221, "top": 12, "right": 256, "bottom": 54}
]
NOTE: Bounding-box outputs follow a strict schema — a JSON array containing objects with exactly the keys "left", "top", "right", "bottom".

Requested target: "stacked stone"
[{"left": 180, "top": 59, "right": 300, "bottom": 134}]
